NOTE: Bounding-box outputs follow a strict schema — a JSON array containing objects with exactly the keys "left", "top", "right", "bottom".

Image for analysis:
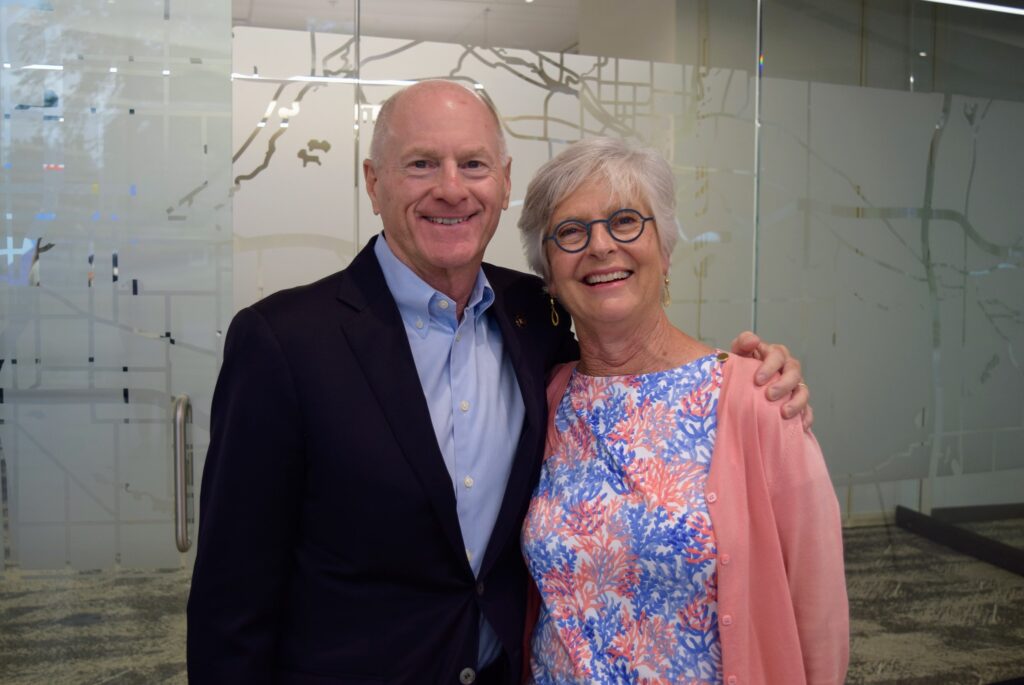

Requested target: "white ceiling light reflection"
[
  {"left": 921, "top": 0, "right": 1024, "bottom": 15},
  {"left": 231, "top": 73, "right": 417, "bottom": 87}
]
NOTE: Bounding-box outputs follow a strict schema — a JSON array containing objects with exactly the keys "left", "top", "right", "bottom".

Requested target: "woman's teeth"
[{"left": 585, "top": 271, "right": 630, "bottom": 285}]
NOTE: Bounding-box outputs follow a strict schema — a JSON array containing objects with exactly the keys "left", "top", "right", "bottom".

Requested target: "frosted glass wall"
[
  {"left": 0, "top": 0, "right": 232, "bottom": 570},
  {"left": 755, "top": 0, "right": 1024, "bottom": 518},
  {"left": 229, "top": 0, "right": 1022, "bottom": 521}
]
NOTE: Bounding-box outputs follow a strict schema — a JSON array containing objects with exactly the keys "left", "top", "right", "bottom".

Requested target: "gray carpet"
[
  {"left": 0, "top": 524, "right": 1022, "bottom": 684},
  {"left": 845, "top": 523, "right": 1024, "bottom": 684}
]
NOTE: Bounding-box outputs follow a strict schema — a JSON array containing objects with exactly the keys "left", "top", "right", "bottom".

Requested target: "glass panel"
[
  {"left": 756, "top": 0, "right": 1023, "bottom": 527},
  {"left": 231, "top": 25, "right": 359, "bottom": 310},
  {"left": 0, "top": 0, "right": 229, "bottom": 676},
  {"left": 231, "top": 1, "right": 761, "bottom": 349},
  {"left": 1, "top": 0, "right": 231, "bottom": 572}
]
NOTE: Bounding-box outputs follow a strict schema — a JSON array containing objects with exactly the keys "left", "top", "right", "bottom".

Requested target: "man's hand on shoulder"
[{"left": 730, "top": 331, "right": 813, "bottom": 431}]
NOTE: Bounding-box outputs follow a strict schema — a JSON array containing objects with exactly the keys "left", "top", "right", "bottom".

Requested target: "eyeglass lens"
[{"left": 553, "top": 209, "right": 646, "bottom": 250}]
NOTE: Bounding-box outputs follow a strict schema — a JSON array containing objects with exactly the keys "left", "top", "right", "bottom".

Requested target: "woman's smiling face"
[{"left": 545, "top": 178, "right": 669, "bottom": 334}]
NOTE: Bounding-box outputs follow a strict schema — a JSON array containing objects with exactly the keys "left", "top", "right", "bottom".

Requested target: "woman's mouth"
[{"left": 584, "top": 270, "right": 631, "bottom": 285}]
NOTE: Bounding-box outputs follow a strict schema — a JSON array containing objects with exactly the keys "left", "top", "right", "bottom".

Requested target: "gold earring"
[
  {"left": 662, "top": 276, "right": 671, "bottom": 307},
  {"left": 550, "top": 297, "right": 560, "bottom": 326}
]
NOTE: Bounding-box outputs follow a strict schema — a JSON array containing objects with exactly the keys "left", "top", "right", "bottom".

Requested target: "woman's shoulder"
[
  {"left": 719, "top": 353, "right": 764, "bottom": 409},
  {"left": 719, "top": 353, "right": 806, "bottom": 447},
  {"left": 719, "top": 353, "right": 827, "bottom": 491}
]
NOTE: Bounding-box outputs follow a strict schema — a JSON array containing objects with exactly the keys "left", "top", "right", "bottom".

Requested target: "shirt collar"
[{"left": 374, "top": 233, "right": 495, "bottom": 337}]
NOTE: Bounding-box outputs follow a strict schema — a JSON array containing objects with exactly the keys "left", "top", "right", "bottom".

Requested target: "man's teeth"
[
  {"left": 427, "top": 217, "right": 468, "bottom": 225},
  {"left": 585, "top": 271, "right": 630, "bottom": 285}
]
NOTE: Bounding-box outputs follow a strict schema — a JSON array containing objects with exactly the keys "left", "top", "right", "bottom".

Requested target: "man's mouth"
[
  {"left": 584, "top": 270, "right": 631, "bottom": 285},
  {"left": 425, "top": 216, "right": 471, "bottom": 225}
]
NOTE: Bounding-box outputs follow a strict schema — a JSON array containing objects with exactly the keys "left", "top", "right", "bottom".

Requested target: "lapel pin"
[{"left": 514, "top": 314, "right": 526, "bottom": 328}]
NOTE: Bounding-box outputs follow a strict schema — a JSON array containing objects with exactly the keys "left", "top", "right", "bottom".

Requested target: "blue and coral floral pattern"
[{"left": 522, "top": 353, "right": 724, "bottom": 684}]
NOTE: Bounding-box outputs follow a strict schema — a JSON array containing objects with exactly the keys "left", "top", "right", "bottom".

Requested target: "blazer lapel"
[
  {"left": 335, "top": 238, "right": 468, "bottom": 568},
  {"left": 479, "top": 266, "right": 545, "bottom": 576}
]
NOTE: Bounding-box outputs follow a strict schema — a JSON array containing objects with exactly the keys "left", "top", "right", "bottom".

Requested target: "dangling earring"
[
  {"left": 662, "top": 276, "right": 671, "bottom": 307},
  {"left": 549, "top": 297, "right": 560, "bottom": 326}
]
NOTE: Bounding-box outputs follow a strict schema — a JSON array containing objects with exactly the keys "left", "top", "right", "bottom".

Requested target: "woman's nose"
[{"left": 585, "top": 221, "right": 616, "bottom": 256}]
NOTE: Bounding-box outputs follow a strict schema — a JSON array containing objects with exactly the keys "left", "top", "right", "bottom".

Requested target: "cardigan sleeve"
[{"left": 765, "top": 419, "right": 850, "bottom": 685}]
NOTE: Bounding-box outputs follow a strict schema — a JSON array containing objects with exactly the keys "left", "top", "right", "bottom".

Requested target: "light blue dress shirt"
[{"left": 374, "top": 235, "right": 525, "bottom": 668}]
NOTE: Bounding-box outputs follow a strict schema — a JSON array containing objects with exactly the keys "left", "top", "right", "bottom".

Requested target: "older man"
[{"left": 186, "top": 80, "right": 807, "bottom": 685}]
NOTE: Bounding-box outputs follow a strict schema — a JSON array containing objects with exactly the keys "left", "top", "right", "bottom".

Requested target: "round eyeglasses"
[{"left": 544, "top": 208, "right": 655, "bottom": 253}]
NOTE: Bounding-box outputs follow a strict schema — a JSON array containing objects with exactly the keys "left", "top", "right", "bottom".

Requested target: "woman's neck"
[{"left": 575, "top": 312, "right": 713, "bottom": 377}]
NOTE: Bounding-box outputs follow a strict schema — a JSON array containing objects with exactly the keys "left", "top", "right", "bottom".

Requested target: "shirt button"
[
  {"left": 439, "top": 299, "right": 450, "bottom": 310},
  {"left": 721, "top": 553, "right": 731, "bottom": 565},
  {"left": 415, "top": 318, "right": 424, "bottom": 329},
  {"left": 721, "top": 614, "right": 733, "bottom": 627},
  {"left": 459, "top": 400, "right": 470, "bottom": 412},
  {"left": 455, "top": 333, "right": 462, "bottom": 342},
  {"left": 459, "top": 667, "right": 476, "bottom": 684},
  {"left": 706, "top": 491, "right": 718, "bottom": 503},
  {"left": 463, "top": 476, "right": 474, "bottom": 488}
]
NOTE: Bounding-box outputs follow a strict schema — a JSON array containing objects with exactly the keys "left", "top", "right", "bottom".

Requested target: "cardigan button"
[
  {"left": 459, "top": 667, "right": 476, "bottom": 684},
  {"left": 721, "top": 553, "right": 731, "bottom": 565},
  {"left": 727, "top": 676, "right": 738, "bottom": 685},
  {"left": 706, "top": 491, "right": 718, "bottom": 503},
  {"left": 721, "top": 614, "right": 733, "bottom": 627}
]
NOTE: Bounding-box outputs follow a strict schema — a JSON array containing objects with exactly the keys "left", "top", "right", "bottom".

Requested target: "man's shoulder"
[
  {"left": 482, "top": 262, "right": 546, "bottom": 297},
  {"left": 248, "top": 269, "right": 347, "bottom": 322},
  {"left": 249, "top": 239, "right": 383, "bottom": 322}
]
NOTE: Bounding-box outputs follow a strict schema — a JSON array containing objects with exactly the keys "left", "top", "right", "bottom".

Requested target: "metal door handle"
[{"left": 173, "top": 394, "right": 194, "bottom": 552}]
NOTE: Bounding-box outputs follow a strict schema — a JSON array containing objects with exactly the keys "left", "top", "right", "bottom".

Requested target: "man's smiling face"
[{"left": 364, "top": 82, "right": 512, "bottom": 295}]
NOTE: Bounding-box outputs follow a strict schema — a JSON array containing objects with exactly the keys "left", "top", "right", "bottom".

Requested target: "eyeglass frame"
[{"left": 543, "top": 208, "right": 656, "bottom": 253}]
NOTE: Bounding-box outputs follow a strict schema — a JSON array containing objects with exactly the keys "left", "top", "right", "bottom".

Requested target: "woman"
[{"left": 519, "top": 138, "right": 848, "bottom": 685}]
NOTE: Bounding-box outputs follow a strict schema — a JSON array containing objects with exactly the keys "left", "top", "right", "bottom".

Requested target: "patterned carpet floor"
[
  {"left": 0, "top": 523, "right": 1021, "bottom": 684},
  {"left": 844, "top": 521, "right": 1024, "bottom": 684}
]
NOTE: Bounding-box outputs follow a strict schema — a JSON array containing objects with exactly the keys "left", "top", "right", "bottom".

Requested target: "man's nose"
[{"left": 432, "top": 161, "right": 469, "bottom": 203}]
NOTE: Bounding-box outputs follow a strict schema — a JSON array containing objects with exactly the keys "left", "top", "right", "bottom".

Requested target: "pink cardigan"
[{"left": 542, "top": 355, "right": 849, "bottom": 685}]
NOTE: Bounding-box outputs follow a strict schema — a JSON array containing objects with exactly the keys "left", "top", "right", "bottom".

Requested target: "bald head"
[{"left": 368, "top": 80, "right": 508, "bottom": 166}]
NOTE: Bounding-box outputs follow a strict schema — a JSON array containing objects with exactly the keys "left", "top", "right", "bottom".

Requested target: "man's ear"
[
  {"left": 363, "top": 159, "right": 381, "bottom": 215},
  {"left": 501, "top": 158, "right": 512, "bottom": 210}
]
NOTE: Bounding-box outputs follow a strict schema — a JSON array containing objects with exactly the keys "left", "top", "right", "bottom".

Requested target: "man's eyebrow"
[
  {"left": 399, "top": 146, "right": 496, "bottom": 160},
  {"left": 400, "top": 146, "right": 438, "bottom": 160},
  {"left": 460, "top": 146, "right": 494, "bottom": 159}
]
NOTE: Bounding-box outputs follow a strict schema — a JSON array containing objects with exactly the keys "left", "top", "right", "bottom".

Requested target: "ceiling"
[{"left": 232, "top": 0, "right": 582, "bottom": 53}]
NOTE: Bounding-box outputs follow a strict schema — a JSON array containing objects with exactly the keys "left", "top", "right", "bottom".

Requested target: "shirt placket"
[{"left": 449, "top": 307, "right": 479, "bottom": 573}]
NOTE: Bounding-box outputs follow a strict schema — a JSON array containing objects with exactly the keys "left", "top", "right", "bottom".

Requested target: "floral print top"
[{"left": 522, "top": 353, "right": 724, "bottom": 684}]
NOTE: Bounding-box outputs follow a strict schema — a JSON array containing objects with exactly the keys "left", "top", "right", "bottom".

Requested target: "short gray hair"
[
  {"left": 518, "top": 137, "right": 680, "bottom": 283},
  {"left": 369, "top": 80, "right": 508, "bottom": 165}
]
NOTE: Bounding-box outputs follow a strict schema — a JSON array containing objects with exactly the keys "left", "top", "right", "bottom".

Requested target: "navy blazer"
[{"left": 187, "top": 236, "right": 576, "bottom": 684}]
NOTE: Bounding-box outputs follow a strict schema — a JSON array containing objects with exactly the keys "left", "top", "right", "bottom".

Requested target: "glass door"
[{"left": 0, "top": 0, "right": 230, "bottom": 680}]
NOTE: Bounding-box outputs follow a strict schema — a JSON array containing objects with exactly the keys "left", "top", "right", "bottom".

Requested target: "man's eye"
[{"left": 411, "top": 160, "right": 430, "bottom": 169}]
